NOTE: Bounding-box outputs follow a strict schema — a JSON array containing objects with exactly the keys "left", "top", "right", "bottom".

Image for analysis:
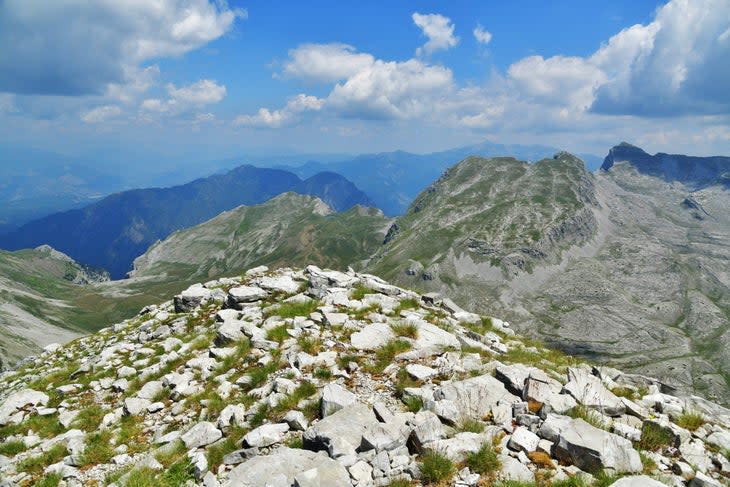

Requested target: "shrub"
[
  {"left": 419, "top": 450, "right": 455, "bottom": 484},
  {"left": 465, "top": 442, "right": 500, "bottom": 475},
  {"left": 527, "top": 450, "right": 554, "bottom": 469}
]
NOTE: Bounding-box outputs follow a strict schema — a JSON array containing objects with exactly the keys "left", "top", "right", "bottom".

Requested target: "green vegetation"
[
  {"left": 675, "top": 410, "right": 705, "bottom": 431},
  {"left": 419, "top": 450, "right": 455, "bottom": 484},
  {"left": 80, "top": 430, "right": 115, "bottom": 466},
  {"left": 567, "top": 405, "right": 605, "bottom": 430},
  {"left": 267, "top": 299, "right": 320, "bottom": 319},
  {"left": 72, "top": 404, "right": 106, "bottom": 432},
  {"left": 266, "top": 324, "right": 291, "bottom": 343},
  {"left": 35, "top": 473, "right": 63, "bottom": 487},
  {"left": 402, "top": 395, "right": 424, "bottom": 413},
  {"left": 351, "top": 283, "right": 376, "bottom": 300},
  {"left": 457, "top": 418, "right": 485, "bottom": 434},
  {"left": 393, "top": 298, "right": 420, "bottom": 315},
  {"left": 369, "top": 339, "right": 412, "bottom": 373},
  {"left": 639, "top": 451, "right": 657, "bottom": 473},
  {"left": 609, "top": 386, "right": 639, "bottom": 400},
  {"left": 638, "top": 422, "right": 675, "bottom": 451},
  {"left": 0, "top": 440, "right": 27, "bottom": 457},
  {"left": 297, "top": 336, "right": 323, "bottom": 354},
  {"left": 17, "top": 443, "right": 68, "bottom": 476},
  {"left": 390, "top": 321, "right": 418, "bottom": 338},
  {"left": 464, "top": 442, "right": 500, "bottom": 475}
]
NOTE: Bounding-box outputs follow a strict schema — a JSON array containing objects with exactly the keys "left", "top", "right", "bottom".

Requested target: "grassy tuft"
[
  {"left": 266, "top": 324, "right": 291, "bottom": 343},
  {"left": 369, "top": 339, "right": 412, "bottom": 373},
  {"left": 567, "top": 405, "right": 605, "bottom": 430},
  {"left": 17, "top": 443, "right": 68, "bottom": 476},
  {"left": 72, "top": 404, "right": 106, "bottom": 432},
  {"left": 0, "top": 440, "right": 27, "bottom": 457},
  {"left": 80, "top": 430, "right": 115, "bottom": 466},
  {"left": 268, "top": 300, "right": 320, "bottom": 319},
  {"left": 456, "top": 418, "right": 485, "bottom": 434},
  {"left": 35, "top": 473, "right": 63, "bottom": 487},
  {"left": 638, "top": 421, "right": 676, "bottom": 451},
  {"left": 419, "top": 450, "right": 456, "bottom": 485},
  {"left": 402, "top": 396, "right": 424, "bottom": 413},
  {"left": 350, "top": 283, "right": 376, "bottom": 300},
  {"left": 465, "top": 442, "right": 500, "bottom": 475},
  {"left": 675, "top": 410, "right": 705, "bottom": 431},
  {"left": 390, "top": 321, "right": 419, "bottom": 338}
]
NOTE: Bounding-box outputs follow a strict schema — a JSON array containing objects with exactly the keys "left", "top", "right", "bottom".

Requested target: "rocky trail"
[{"left": 1, "top": 266, "right": 729, "bottom": 486}]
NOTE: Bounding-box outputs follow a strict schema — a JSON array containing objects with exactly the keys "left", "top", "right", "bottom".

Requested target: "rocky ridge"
[{"left": 1, "top": 266, "right": 729, "bottom": 487}]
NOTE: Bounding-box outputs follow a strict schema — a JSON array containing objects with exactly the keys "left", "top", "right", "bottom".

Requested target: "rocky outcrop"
[{"left": 1, "top": 265, "right": 729, "bottom": 487}]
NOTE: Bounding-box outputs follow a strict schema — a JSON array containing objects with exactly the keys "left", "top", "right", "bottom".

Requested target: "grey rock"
[
  {"left": 123, "top": 398, "right": 151, "bottom": 416},
  {"left": 181, "top": 421, "right": 223, "bottom": 449},
  {"left": 608, "top": 476, "right": 670, "bottom": 486},
  {"left": 563, "top": 367, "right": 625, "bottom": 417},
  {"left": 508, "top": 426, "right": 540, "bottom": 453},
  {"left": 283, "top": 410, "right": 309, "bottom": 431},
  {"left": 224, "top": 447, "right": 350, "bottom": 487},
  {"left": 0, "top": 389, "right": 49, "bottom": 425},
  {"left": 227, "top": 286, "right": 268, "bottom": 307},
  {"left": 688, "top": 472, "right": 723, "bottom": 487},
  {"left": 405, "top": 363, "right": 438, "bottom": 381},
  {"left": 303, "top": 403, "right": 377, "bottom": 454},
  {"left": 174, "top": 283, "right": 212, "bottom": 312},
  {"left": 320, "top": 383, "right": 357, "bottom": 417},
  {"left": 137, "top": 380, "right": 163, "bottom": 400},
  {"left": 432, "top": 374, "right": 518, "bottom": 422},
  {"left": 223, "top": 447, "right": 260, "bottom": 465},
  {"left": 350, "top": 323, "right": 395, "bottom": 351},
  {"left": 215, "top": 321, "right": 246, "bottom": 345},
  {"left": 409, "top": 410, "right": 445, "bottom": 452},
  {"left": 243, "top": 423, "right": 290, "bottom": 447}
]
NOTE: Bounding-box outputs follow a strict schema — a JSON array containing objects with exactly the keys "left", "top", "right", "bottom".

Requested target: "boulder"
[
  {"left": 0, "top": 389, "right": 49, "bottom": 425},
  {"left": 546, "top": 416, "right": 643, "bottom": 474},
  {"left": 181, "top": 421, "right": 223, "bottom": 449},
  {"left": 413, "top": 320, "right": 461, "bottom": 350},
  {"left": 608, "top": 476, "right": 670, "bottom": 486},
  {"left": 224, "top": 447, "right": 350, "bottom": 487},
  {"left": 688, "top": 472, "right": 723, "bottom": 487},
  {"left": 350, "top": 323, "right": 395, "bottom": 351},
  {"left": 563, "top": 367, "right": 625, "bottom": 417},
  {"left": 508, "top": 426, "right": 540, "bottom": 453},
  {"left": 174, "top": 284, "right": 212, "bottom": 312},
  {"left": 320, "top": 383, "right": 357, "bottom": 417},
  {"left": 431, "top": 374, "right": 518, "bottom": 422},
  {"left": 123, "top": 398, "right": 151, "bottom": 416},
  {"left": 243, "top": 423, "right": 290, "bottom": 448},
  {"left": 257, "top": 275, "right": 301, "bottom": 294},
  {"left": 227, "top": 286, "right": 268, "bottom": 308},
  {"left": 406, "top": 363, "right": 438, "bottom": 381},
  {"left": 303, "top": 403, "right": 377, "bottom": 455}
]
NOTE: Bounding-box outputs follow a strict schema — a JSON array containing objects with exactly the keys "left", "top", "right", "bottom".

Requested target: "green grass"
[
  {"left": 35, "top": 473, "right": 63, "bottom": 487},
  {"left": 80, "top": 430, "right": 115, "bottom": 466},
  {"left": 385, "top": 481, "right": 413, "bottom": 487},
  {"left": 287, "top": 435, "right": 304, "bottom": 449},
  {"left": 675, "top": 410, "right": 705, "bottom": 431},
  {"left": 464, "top": 442, "right": 500, "bottom": 475},
  {"left": 350, "top": 283, "right": 376, "bottom": 300},
  {"left": 393, "top": 298, "right": 420, "bottom": 315},
  {"left": 390, "top": 321, "right": 418, "bottom": 338},
  {"left": 0, "top": 440, "right": 27, "bottom": 457},
  {"left": 207, "top": 427, "right": 247, "bottom": 470},
  {"left": 267, "top": 300, "right": 320, "bottom": 319},
  {"left": 72, "top": 404, "right": 106, "bottom": 432},
  {"left": 552, "top": 477, "right": 589, "bottom": 487},
  {"left": 638, "top": 421, "right": 676, "bottom": 451},
  {"left": 297, "top": 336, "right": 323, "bottom": 354},
  {"left": 313, "top": 367, "right": 333, "bottom": 380},
  {"left": 369, "top": 339, "right": 412, "bottom": 373},
  {"left": 610, "top": 386, "right": 639, "bottom": 400},
  {"left": 118, "top": 415, "right": 147, "bottom": 454},
  {"left": 419, "top": 450, "right": 455, "bottom": 485},
  {"left": 456, "top": 418, "right": 485, "bottom": 433},
  {"left": 464, "top": 316, "right": 494, "bottom": 336},
  {"left": 639, "top": 451, "right": 657, "bottom": 474},
  {"left": 402, "top": 396, "right": 424, "bottom": 413},
  {"left": 17, "top": 443, "right": 68, "bottom": 476},
  {"left": 272, "top": 381, "right": 318, "bottom": 418},
  {"left": 567, "top": 405, "right": 605, "bottom": 430},
  {"left": 266, "top": 324, "right": 291, "bottom": 343}
]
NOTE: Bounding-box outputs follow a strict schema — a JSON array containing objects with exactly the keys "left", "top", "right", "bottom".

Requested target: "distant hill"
[
  {"left": 367, "top": 147, "right": 730, "bottom": 403},
  {"left": 0, "top": 165, "right": 374, "bottom": 279},
  {"left": 286, "top": 141, "right": 602, "bottom": 216}
]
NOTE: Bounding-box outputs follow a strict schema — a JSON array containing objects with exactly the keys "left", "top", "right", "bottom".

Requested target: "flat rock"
[
  {"left": 608, "top": 476, "right": 670, "bottom": 486},
  {"left": 0, "top": 389, "right": 49, "bottom": 425},
  {"left": 123, "top": 398, "right": 151, "bottom": 416},
  {"left": 227, "top": 286, "right": 268, "bottom": 307},
  {"left": 224, "top": 447, "right": 350, "bottom": 487},
  {"left": 174, "top": 284, "right": 212, "bottom": 312},
  {"left": 350, "top": 323, "right": 395, "bottom": 351},
  {"left": 243, "top": 423, "right": 290, "bottom": 448},
  {"left": 413, "top": 320, "right": 461, "bottom": 350},
  {"left": 431, "top": 374, "right": 518, "bottom": 422},
  {"left": 563, "top": 367, "right": 625, "bottom": 417},
  {"left": 303, "top": 403, "right": 377, "bottom": 455},
  {"left": 181, "top": 421, "right": 223, "bottom": 449},
  {"left": 406, "top": 363, "right": 438, "bottom": 381},
  {"left": 257, "top": 275, "right": 301, "bottom": 294},
  {"left": 508, "top": 426, "right": 540, "bottom": 453},
  {"left": 320, "top": 383, "right": 357, "bottom": 417}
]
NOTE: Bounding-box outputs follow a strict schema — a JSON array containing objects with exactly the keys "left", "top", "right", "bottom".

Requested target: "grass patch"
[
  {"left": 313, "top": 367, "right": 333, "bottom": 380},
  {"left": 638, "top": 421, "right": 676, "bottom": 451},
  {"left": 464, "top": 316, "right": 494, "bottom": 336},
  {"left": 117, "top": 415, "right": 147, "bottom": 454},
  {"left": 610, "top": 386, "right": 639, "bottom": 400},
  {"left": 0, "top": 440, "right": 27, "bottom": 457},
  {"left": 266, "top": 324, "right": 291, "bottom": 343},
  {"left": 35, "top": 473, "right": 63, "bottom": 487},
  {"left": 207, "top": 427, "right": 247, "bottom": 471},
  {"left": 287, "top": 435, "right": 304, "bottom": 449},
  {"left": 297, "top": 336, "right": 323, "bottom": 355},
  {"left": 393, "top": 298, "right": 420, "bottom": 315},
  {"left": 272, "top": 381, "right": 318, "bottom": 418},
  {"left": 464, "top": 442, "right": 500, "bottom": 475},
  {"left": 567, "top": 405, "right": 605, "bottom": 430},
  {"left": 268, "top": 300, "right": 320, "bottom": 319},
  {"left": 369, "top": 339, "right": 412, "bottom": 373},
  {"left": 18, "top": 443, "right": 68, "bottom": 476},
  {"left": 19, "top": 413, "right": 66, "bottom": 439},
  {"left": 552, "top": 477, "right": 589, "bottom": 487},
  {"left": 350, "top": 283, "right": 376, "bottom": 300},
  {"left": 675, "top": 410, "right": 705, "bottom": 431},
  {"left": 419, "top": 450, "right": 456, "bottom": 485},
  {"left": 639, "top": 451, "right": 657, "bottom": 473},
  {"left": 80, "top": 430, "right": 115, "bottom": 466},
  {"left": 402, "top": 396, "right": 424, "bottom": 413},
  {"left": 390, "top": 321, "right": 418, "bottom": 338},
  {"left": 385, "top": 481, "right": 414, "bottom": 487},
  {"left": 457, "top": 418, "right": 485, "bottom": 434},
  {"left": 72, "top": 404, "right": 106, "bottom": 432}
]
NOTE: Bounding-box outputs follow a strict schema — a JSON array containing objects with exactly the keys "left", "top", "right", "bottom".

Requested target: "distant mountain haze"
[{"left": 0, "top": 165, "right": 374, "bottom": 279}]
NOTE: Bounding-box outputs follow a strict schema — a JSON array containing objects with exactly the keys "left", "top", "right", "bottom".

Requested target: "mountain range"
[{"left": 0, "top": 166, "right": 373, "bottom": 279}]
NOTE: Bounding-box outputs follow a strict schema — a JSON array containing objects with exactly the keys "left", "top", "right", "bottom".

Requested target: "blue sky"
[{"left": 1, "top": 0, "right": 729, "bottom": 169}]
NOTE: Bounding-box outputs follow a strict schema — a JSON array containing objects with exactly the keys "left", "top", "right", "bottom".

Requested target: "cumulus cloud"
[
  {"left": 234, "top": 94, "right": 325, "bottom": 128},
  {"left": 413, "top": 13, "right": 459, "bottom": 56},
  {"left": 0, "top": 0, "right": 244, "bottom": 96},
  {"left": 140, "top": 79, "right": 226, "bottom": 115},
  {"left": 81, "top": 105, "right": 123, "bottom": 123},
  {"left": 473, "top": 24, "right": 492, "bottom": 45},
  {"left": 282, "top": 44, "right": 375, "bottom": 83}
]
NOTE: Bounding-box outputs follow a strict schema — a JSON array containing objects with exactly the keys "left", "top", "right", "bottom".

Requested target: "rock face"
[{"left": 1, "top": 265, "right": 729, "bottom": 487}]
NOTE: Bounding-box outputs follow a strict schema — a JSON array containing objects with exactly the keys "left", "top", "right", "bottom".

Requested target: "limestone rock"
[{"left": 181, "top": 421, "right": 223, "bottom": 449}]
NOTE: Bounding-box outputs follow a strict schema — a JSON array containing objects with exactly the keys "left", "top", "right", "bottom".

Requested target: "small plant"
[
  {"left": 675, "top": 410, "right": 705, "bottom": 431},
  {"left": 297, "top": 336, "right": 323, "bottom": 355},
  {"left": 638, "top": 421, "right": 676, "bottom": 451},
  {"left": 552, "top": 476, "right": 589, "bottom": 487},
  {"left": 287, "top": 435, "right": 304, "bottom": 449},
  {"left": 35, "top": 473, "right": 63, "bottom": 487},
  {"left": 527, "top": 450, "right": 554, "bottom": 469},
  {"left": 0, "top": 440, "right": 27, "bottom": 457},
  {"left": 610, "top": 386, "right": 638, "bottom": 400},
  {"left": 402, "top": 395, "right": 423, "bottom": 413},
  {"left": 567, "top": 405, "right": 605, "bottom": 430},
  {"left": 313, "top": 367, "right": 333, "bottom": 380},
  {"left": 350, "top": 283, "right": 376, "bottom": 300},
  {"left": 464, "top": 316, "right": 494, "bottom": 336},
  {"left": 266, "top": 324, "right": 291, "bottom": 343},
  {"left": 393, "top": 298, "right": 420, "bottom": 315},
  {"left": 385, "top": 480, "right": 414, "bottom": 487},
  {"left": 72, "top": 404, "right": 106, "bottom": 432},
  {"left": 268, "top": 300, "right": 320, "bottom": 319},
  {"left": 465, "top": 442, "right": 500, "bottom": 475},
  {"left": 639, "top": 451, "right": 657, "bottom": 473},
  {"left": 419, "top": 450, "right": 455, "bottom": 484},
  {"left": 370, "top": 339, "right": 412, "bottom": 373},
  {"left": 457, "top": 418, "right": 485, "bottom": 433},
  {"left": 18, "top": 443, "right": 68, "bottom": 476},
  {"left": 80, "top": 430, "right": 115, "bottom": 466},
  {"left": 390, "top": 321, "right": 418, "bottom": 338}
]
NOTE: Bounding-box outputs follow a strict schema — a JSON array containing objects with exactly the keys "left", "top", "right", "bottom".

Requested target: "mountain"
[
  {"left": 0, "top": 245, "right": 109, "bottom": 368},
  {"left": 2, "top": 265, "right": 730, "bottom": 487},
  {"left": 0, "top": 145, "right": 125, "bottom": 234},
  {"left": 129, "top": 193, "right": 390, "bottom": 282},
  {"left": 0, "top": 166, "right": 374, "bottom": 279},
  {"left": 288, "top": 141, "right": 602, "bottom": 216},
  {"left": 367, "top": 148, "right": 730, "bottom": 404}
]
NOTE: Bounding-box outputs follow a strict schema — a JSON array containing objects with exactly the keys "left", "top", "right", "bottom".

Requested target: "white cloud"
[
  {"left": 81, "top": 105, "right": 123, "bottom": 123},
  {"left": 0, "top": 94, "right": 18, "bottom": 114},
  {"left": 0, "top": 0, "right": 244, "bottom": 96},
  {"left": 140, "top": 79, "right": 226, "bottom": 117},
  {"left": 473, "top": 24, "right": 492, "bottom": 45},
  {"left": 412, "top": 13, "right": 459, "bottom": 56},
  {"left": 282, "top": 44, "right": 375, "bottom": 83},
  {"left": 234, "top": 94, "right": 325, "bottom": 128}
]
